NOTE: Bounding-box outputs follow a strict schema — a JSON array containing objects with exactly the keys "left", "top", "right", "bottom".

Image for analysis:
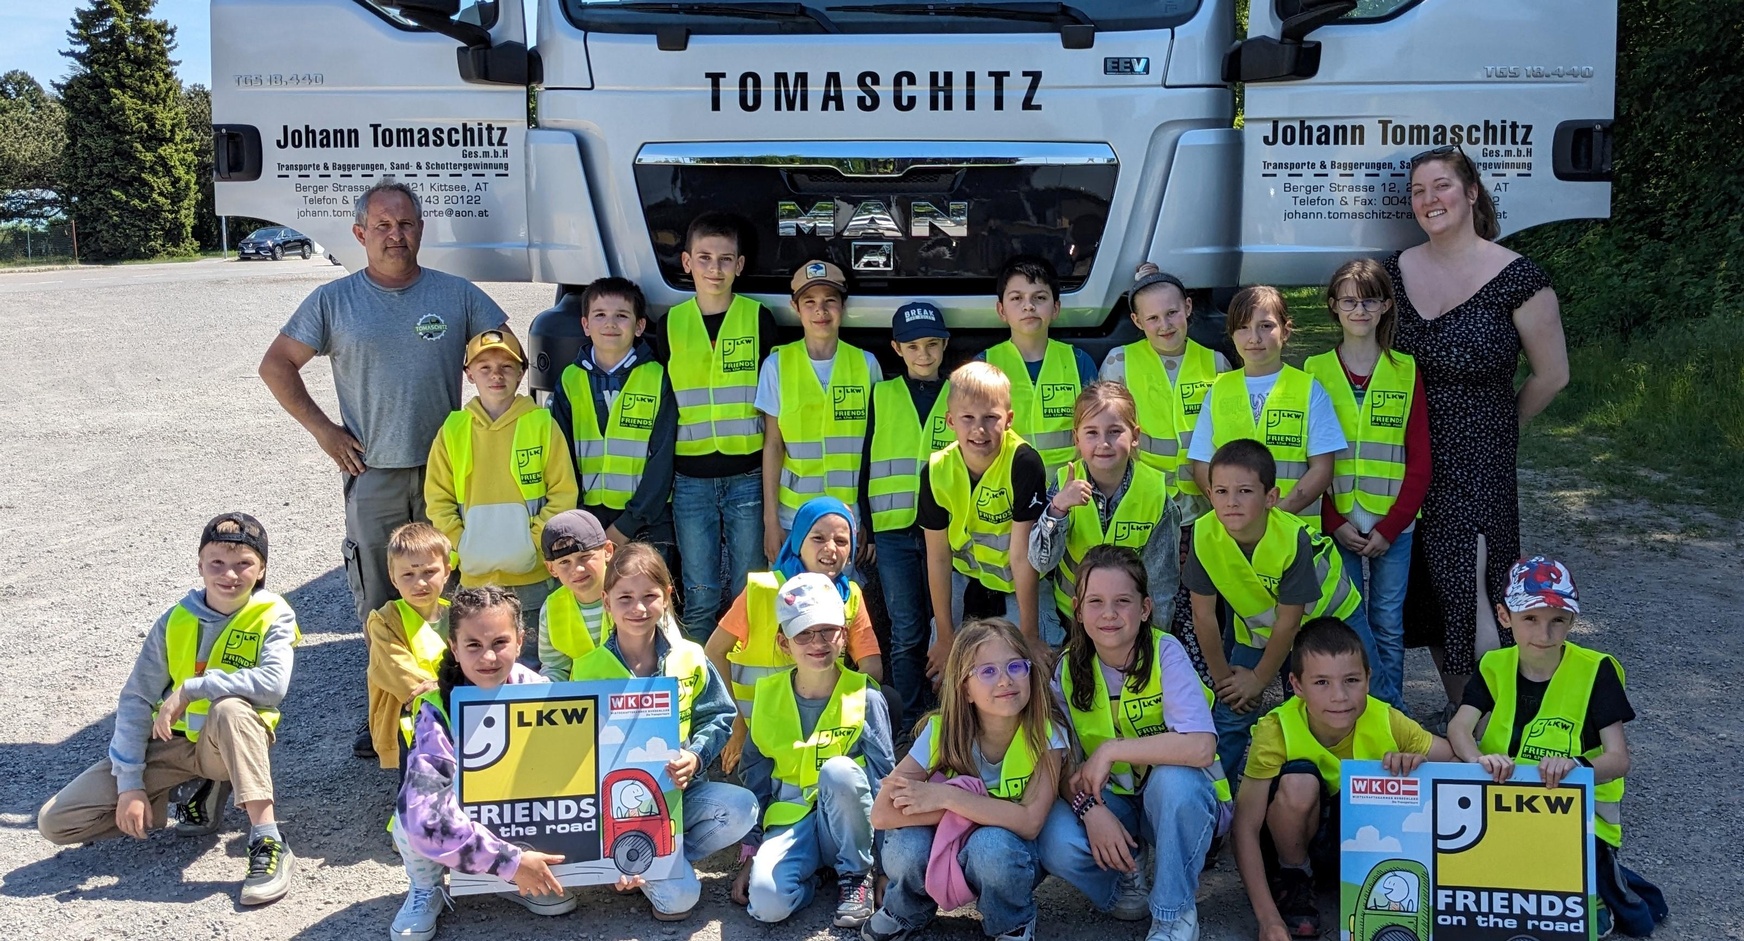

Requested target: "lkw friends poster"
[
  {"left": 447, "top": 678, "right": 687, "bottom": 894},
  {"left": 1341, "top": 760, "right": 1597, "bottom": 941}
]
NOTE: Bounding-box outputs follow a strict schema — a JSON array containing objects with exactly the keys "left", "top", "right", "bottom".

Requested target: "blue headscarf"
[{"left": 773, "top": 496, "right": 857, "bottom": 603}]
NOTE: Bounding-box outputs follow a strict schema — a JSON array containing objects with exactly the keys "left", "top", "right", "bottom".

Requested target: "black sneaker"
[
  {"left": 353, "top": 721, "right": 376, "bottom": 759},
  {"left": 173, "top": 779, "right": 231, "bottom": 837},
  {"left": 1272, "top": 868, "right": 1320, "bottom": 938},
  {"left": 240, "top": 835, "right": 295, "bottom": 905}
]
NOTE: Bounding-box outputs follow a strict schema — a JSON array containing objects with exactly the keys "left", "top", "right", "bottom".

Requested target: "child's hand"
[
  {"left": 721, "top": 719, "right": 748, "bottom": 774},
  {"left": 730, "top": 863, "right": 752, "bottom": 905},
  {"left": 666, "top": 749, "right": 702, "bottom": 790},
  {"left": 613, "top": 874, "right": 647, "bottom": 895},
  {"left": 1082, "top": 804, "right": 1138, "bottom": 873},
  {"left": 408, "top": 679, "right": 438, "bottom": 698},
  {"left": 1537, "top": 755, "right": 1578, "bottom": 789},
  {"left": 151, "top": 685, "right": 190, "bottom": 741},
  {"left": 925, "top": 635, "right": 951, "bottom": 684},
  {"left": 604, "top": 524, "right": 628, "bottom": 547},
  {"left": 513, "top": 851, "right": 566, "bottom": 897},
  {"left": 763, "top": 523, "right": 786, "bottom": 571},
  {"left": 1382, "top": 751, "right": 1427, "bottom": 777},
  {"left": 858, "top": 538, "right": 877, "bottom": 568},
  {"left": 1477, "top": 753, "right": 1515, "bottom": 783},
  {"left": 1360, "top": 530, "right": 1393, "bottom": 559},
  {"left": 1332, "top": 523, "right": 1368, "bottom": 554},
  {"left": 888, "top": 777, "right": 954, "bottom": 816},
  {"left": 1070, "top": 746, "right": 1118, "bottom": 800},
  {"left": 1215, "top": 666, "right": 1266, "bottom": 712},
  {"left": 1050, "top": 464, "right": 1093, "bottom": 517},
  {"left": 115, "top": 789, "right": 150, "bottom": 839}
]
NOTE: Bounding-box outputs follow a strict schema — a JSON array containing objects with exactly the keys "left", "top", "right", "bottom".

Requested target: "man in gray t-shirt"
[{"left": 259, "top": 181, "right": 506, "bottom": 715}]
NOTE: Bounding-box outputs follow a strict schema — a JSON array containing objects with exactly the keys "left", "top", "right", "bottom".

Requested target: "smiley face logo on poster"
[
  {"left": 456, "top": 696, "right": 603, "bottom": 863},
  {"left": 1431, "top": 780, "right": 1589, "bottom": 940}
]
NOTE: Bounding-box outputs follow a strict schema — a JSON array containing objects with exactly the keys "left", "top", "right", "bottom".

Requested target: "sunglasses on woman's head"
[
  {"left": 1409, "top": 144, "right": 1472, "bottom": 171},
  {"left": 969, "top": 658, "right": 1032, "bottom": 686}
]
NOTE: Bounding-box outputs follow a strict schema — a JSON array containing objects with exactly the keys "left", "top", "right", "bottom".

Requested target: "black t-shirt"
[
  {"left": 651, "top": 300, "right": 780, "bottom": 479},
  {"left": 1462, "top": 656, "right": 1633, "bottom": 755},
  {"left": 915, "top": 443, "right": 1048, "bottom": 531}
]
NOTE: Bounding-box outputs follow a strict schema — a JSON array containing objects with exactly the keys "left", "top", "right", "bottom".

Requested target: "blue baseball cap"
[{"left": 891, "top": 301, "right": 950, "bottom": 343}]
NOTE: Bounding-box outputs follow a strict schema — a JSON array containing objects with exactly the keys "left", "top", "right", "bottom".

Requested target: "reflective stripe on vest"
[
  {"left": 543, "top": 585, "right": 612, "bottom": 662},
  {"left": 1274, "top": 695, "right": 1400, "bottom": 793},
  {"left": 666, "top": 295, "right": 763, "bottom": 456},
  {"left": 560, "top": 360, "right": 665, "bottom": 510},
  {"left": 1193, "top": 508, "right": 1360, "bottom": 647},
  {"left": 928, "top": 431, "right": 1025, "bottom": 592},
  {"left": 922, "top": 715, "right": 1047, "bottom": 801},
  {"left": 867, "top": 378, "right": 953, "bottom": 532},
  {"left": 1302, "top": 350, "right": 1414, "bottom": 518},
  {"left": 1052, "top": 460, "right": 1168, "bottom": 614},
  {"left": 1123, "top": 340, "right": 1218, "bottom": 497},
  {"left": 441, "top": 407, "right": 553, "bottom": 518},
  {"left": 1478, "top": 643, "right": 1626, "bottom": 847},
  {"left": 984, "top": 339, "right": 1078, "bottom": 474},
  {"left": 727, "top": 570, "right": 864, "bottom": 716},
  {"left": 1207, "top": 367, "right": 1320, "bottom": 521},
  {"left": 776, "top": 342, "right": 871, "bottom": 513},
  {"left": 749, "top": 667, "right": 869, "bottom": 827},
  {"left": 571, "top": 640, "right": 709, "bottom": 742},
  {"left": 162, "top": 592, "right": 298, "bottom": 741}
]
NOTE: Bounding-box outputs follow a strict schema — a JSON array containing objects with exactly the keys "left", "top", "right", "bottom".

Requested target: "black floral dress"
[{"left": 1387, "top": 252, "right": 1554, "bottom": 675}]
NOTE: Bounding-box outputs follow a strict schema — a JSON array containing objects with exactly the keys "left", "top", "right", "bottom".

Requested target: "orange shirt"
[{"left": 717, "top": 584, "right": 883, "bottom": 664}]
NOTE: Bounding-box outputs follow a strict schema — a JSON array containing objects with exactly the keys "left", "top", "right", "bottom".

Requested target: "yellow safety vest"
[
  {"left": 542, "top": 585, "right": 613, "bottom": 663},
  {"left": 726, "top": 569, "right": 865, "bottom": 715},
  {"left": 984, "top": 339, "right": 1078, "bottom": 474},
  {"left": 775, "top": 341, "right": 871, "bottom": 515},
  {"left": 749, "top": 667, "right": 870, "bottom": 827},
  {"left": 389, "top": 599, "right": 448, "bottom": 746},
  {"left": 928, "top": 431, "right": 1025, "bottom": 593},
  {"left": 922, "top": 715, "right": 1049, "bottom": 801},
  {"left": 1051, "top": 459, "right": 1168, "bottom": 614},
  {"left": 440, "top": 407, "right": 553, "bottom": 516},
  {"left": 399, "top": 687, "right": 449, "bottom": 748},
  {"left": 1478, "top": 643, "right": 1626, "bottom": 847},
  {"left": 559, "top": 360, "right": 666, "bottom": 510},
  {"left": 1122, "top": 339, "right": 1218, "bottom": 497},
  {"left": 1273, "top": 694, "right": 1400, "bottom": 793},
  {"left": 667, "top": 295, "right": 763, "bottom": 456},
  {"left": 1193, "top": 507, "right": 1360, "bottom": 647},
  {"left": 571, "top": 639, "right": 710, "bottom": 742},
  {"left": 1207, "top": 367, "right": 1318, "bottom": 522},
  {"left": 1057, "top": 629, "right": 1231, "bottom": 802},
  {"left": 161, "top": 591, "right": 299, "bottom": 742},
  {"left": 867, "top": 378, "right": 953, "bottom": 532},
  {"left": 1302, "top": 350, "right": 1415, "bottom": 520}
]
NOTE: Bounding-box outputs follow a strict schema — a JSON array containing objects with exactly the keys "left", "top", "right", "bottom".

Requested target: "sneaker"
[
  {"left": 173, "top": 779, "right": 231, "bottom": 837},
  {"left": 862, "top": 910, "right": 914, "bottom": 941},
  {"left": 390, "top": 885, "right": 450, "bottom": 941},
  {"left": 1271, "top": 868, "right": 1319, "bottom": 938},
  {"left": 835, "top": 871, "right": 876, "bottom": 928},
  {"left": 353, "top": 722, "right": 376, "bottom": 759},
  {"left": 1596, "top": 900, "right": 1614, "bottom": 939},
  {"left": 1145, "top": 906, "right": 1199, "bottom": 941},
  {"left": 240, "top": 836, "right": 295, "bottom": 905},
  {"left": 506, "top": 888, "right": 578, "bottom": 917},
  {"left": 1111, "top": 865, "right": 1150, "bottom": 921},
  {"left": 993, "top": 917, "right": 1036, "bottom": 941}
]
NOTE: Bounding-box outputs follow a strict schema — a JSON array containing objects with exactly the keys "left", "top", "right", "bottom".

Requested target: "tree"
[
  {"left": 57, "top": 0, "right": 199, "bottom": 260},
  {"left": 0, "top": 70, "right": 68, "bottom": 222}
]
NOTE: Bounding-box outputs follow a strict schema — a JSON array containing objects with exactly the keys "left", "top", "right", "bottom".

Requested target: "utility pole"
[{"left": 221, "top": 216, "right": 229, "bottom": 259}]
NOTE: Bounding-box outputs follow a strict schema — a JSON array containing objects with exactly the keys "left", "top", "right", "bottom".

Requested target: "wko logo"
[
  {"left": 610, "top": 691, "right": 673, "bottom": 718},
  {"left": 1349, "top": 775, "right": 1421, "bottom": 805}
]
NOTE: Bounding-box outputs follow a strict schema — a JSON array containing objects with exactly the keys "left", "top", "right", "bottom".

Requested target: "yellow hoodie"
[{"left": 425, "top": 394, "right": 579, "bottom": 587}]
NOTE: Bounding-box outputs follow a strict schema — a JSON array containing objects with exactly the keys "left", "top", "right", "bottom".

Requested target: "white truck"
[{"left": 211, "top": 0, "right": 1616, "bottom": 387}]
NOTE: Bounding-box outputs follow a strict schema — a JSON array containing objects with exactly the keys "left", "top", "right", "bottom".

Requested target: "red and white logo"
[
  {"left": 1348, "top": 775, "right": 1421, "bottom": 805},
  {"left": 610, "top": 691, "right": 673, "bottom": 719}
]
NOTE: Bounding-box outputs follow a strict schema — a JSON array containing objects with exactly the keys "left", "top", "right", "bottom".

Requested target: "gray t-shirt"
[{"left": 282, "top": 267, "right": 508, "bottom": 468}]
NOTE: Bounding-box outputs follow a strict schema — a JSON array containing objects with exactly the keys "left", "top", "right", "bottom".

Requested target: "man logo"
[
  {"left": 1111, "top": 521, "right": 1154, "bottom": 544},
  {"left": 833, "top": 386, "right": 867, "bottom": 421},
  {"left": 1041, "top": 383, "right": 1077, "bottom": 419},
  {"left": 1369, "top": 390, "right": 1407, "bottom": 429},
  {"left": 721, "top": 336, "right": 757, "bottom": 373}
]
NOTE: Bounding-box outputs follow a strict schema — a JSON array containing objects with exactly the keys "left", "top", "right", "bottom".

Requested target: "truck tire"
[
  {"left": 611, "top": 831, "right": 657, "bottom": 876},
  {"left": 1373, "top": 927, "right": 1421, "bottom": 941}
]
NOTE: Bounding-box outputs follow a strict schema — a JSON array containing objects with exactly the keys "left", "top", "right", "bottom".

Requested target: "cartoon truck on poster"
[
  {"left": 1350, "top": 859, "right": 1432, "bottom": 941},
  {"left": 603, "top": 767, "right": 676, "bottom": 875}
]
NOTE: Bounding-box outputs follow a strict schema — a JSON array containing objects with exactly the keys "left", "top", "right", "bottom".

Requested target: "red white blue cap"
[{"left": 1504, "top": 556, "right": 1580, "bottom": 614}]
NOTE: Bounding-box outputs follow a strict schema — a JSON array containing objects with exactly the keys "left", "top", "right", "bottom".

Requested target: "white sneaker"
[
  {"left": 993, "top": 917, "right": 1036, "bottom": 941},
  {"left": 1112, "top": 866, "right": 1150, "bottom": 921},
  {"left": 391, "top": 885, "right": 449, "bottom": 941},
  {"left": 1145, "top": 905, "right": 1199, "bottom": 941},
  {"left": 505, "top": 888, "right": 578, "bottom": 916}
]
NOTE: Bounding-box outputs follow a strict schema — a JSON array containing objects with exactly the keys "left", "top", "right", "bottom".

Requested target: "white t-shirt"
[
  {"left": 753, "top": 346, "right": 884, "bottom": 418},
  {"left": 1186, "top": 371, "right": 1347, "bottom": 464},
  {"left": 908, "top": 718, "right": 1067, "bottom": 795},
  {"left": 1099, "top": 344, "right": 1233, "bottom": 385}
]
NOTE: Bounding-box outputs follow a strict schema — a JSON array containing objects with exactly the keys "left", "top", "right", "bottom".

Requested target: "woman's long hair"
[
  {"left": 928, "top": 618, "right": 1057, "bottom": 782},
  {"left": 1065, "top": 545, "right": 1155, "bottom": 714}
]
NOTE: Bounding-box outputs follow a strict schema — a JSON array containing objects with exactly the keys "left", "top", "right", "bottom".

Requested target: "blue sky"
[{"left": 4, "top": 1, "right": 213, "bottom": 88}]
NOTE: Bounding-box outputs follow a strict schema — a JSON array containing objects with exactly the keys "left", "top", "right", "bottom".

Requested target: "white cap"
[{"left": 775, "top": 573, "right": 847, "bottom": 638}]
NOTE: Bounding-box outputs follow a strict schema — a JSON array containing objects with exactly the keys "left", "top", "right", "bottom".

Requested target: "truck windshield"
[{"left": 564, "top": 0, "right": 1199, "bottom": 34}]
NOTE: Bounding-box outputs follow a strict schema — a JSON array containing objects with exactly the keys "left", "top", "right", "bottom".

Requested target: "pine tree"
[
  {"left": 0, "top": 71, "right": 68, "bottom": 222},
  {"left": 57, "top": 0, "right": 198, "bottom": 261}
]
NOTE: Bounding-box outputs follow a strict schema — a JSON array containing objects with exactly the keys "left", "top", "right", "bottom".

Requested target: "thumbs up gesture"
[{"left": 1050, "top": 463, "right": 1094, "bottom": 517}]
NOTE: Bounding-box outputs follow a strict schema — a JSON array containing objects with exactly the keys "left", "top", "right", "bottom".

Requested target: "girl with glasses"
[
  {"left": 1302, "top": 259, "right": 1431, "bottom": 711},
  {"left": 865, "top": 618, "right": 1065, "bottom": 941}
]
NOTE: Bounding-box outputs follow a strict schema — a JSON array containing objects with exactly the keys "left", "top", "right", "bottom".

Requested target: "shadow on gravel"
[{"left": 0, "top": 831, "right": 229, "bottom": 904}]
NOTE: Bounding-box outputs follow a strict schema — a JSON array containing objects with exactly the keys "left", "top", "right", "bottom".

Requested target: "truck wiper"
[
  {"left": 828, "top": 2, "right": 1095, "bottom": 48},
  {"left": 608, "top": 2, "right": 840, "bottom": 32}
]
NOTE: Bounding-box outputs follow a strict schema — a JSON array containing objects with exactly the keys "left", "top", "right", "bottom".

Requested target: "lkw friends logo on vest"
[
  {"left": 1041, "top": 382, "right": 1076, "bottom": 419},
  {"left": 720, "top": 336, "right": 758, "bottom": 372},
  {"left": 1265, "top": 408, "right": 1306, "bottom": 449},
  {"left": 975, "top": 486, "right": 1014, "bottom": 525},
  {"left": 833, "top": 385, "right": 868, "bottom": 421},
  {"left": 617, "top": 393, "right": 658, "bottom": 431}
]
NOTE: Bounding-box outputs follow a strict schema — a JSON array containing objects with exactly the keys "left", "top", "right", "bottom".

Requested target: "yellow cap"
[{"left": 464, "top": 326, "right": 526, "bottom": 366}]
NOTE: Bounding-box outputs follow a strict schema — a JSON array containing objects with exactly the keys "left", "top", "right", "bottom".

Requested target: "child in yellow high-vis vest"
[
  {"left": 425, "top": 326, "right": 579, "bottom": 656},
  {"left": 364, "top": 522, "right": 451, "bottom": 769},
  {"left": 38, "top": 513, "right": 300, "bottom": 907},
  {"left": 1232, "top": 618, "right": 1450, "bottom": 940},
  {"left": 732, "top": 572, "right": 895, "bottom": 928},
  {"left": 535, "top": 509, "right": 615, "bottom": 680},
  {"left": 1447, "top": 557, "right": 1663, "bottom": 938},
  {"left": 978, "top": 255, "right": 1099, "bottom": 479}
]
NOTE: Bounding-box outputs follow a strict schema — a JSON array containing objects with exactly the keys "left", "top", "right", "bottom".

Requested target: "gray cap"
[{"left": 541, "top": 509, "right": 608, "bottom": 560}]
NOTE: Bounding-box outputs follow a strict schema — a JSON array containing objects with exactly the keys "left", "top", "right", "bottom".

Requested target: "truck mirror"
[
  {"left": 385, "top": 0, "right": 534, "bottom": 86},
  {"left": 1222, "top": 0, "right": 1356, "bottom": 84}
]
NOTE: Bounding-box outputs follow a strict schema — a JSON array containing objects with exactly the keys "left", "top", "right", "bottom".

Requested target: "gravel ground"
[{"left": 0, "top": 259, "right": 1738, "bottom": 941}]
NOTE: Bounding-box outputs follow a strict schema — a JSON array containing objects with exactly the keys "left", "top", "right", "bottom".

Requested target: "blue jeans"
[
  {"left": 1037, "top": 765, "right": 1218, "bottom": 923},
  {"left": 640, "top": 779, "right": 758, "bottom": 915},
  {"left": 950, "top": 570, "right": 1064, "bottom": 650},
  {"left": 1212, "top": 642, "right": 1267, "bottom": 785},
  {"left": 672, "top": 470, "right": 766, "bottom": 641},
  {"left": 1337, "top": 528, "right": 1413, "bottom": 710},
  {"left": 875, "top": 823, "right": 1042, "bottom": 937},
  {"left": 747, "top": 756, "right": 874, "bottom": 923},
  {"left": 875, "top": 528, "right": 934, "bottom": 726}
]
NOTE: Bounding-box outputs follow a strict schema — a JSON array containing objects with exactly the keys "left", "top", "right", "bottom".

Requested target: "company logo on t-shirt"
[
  {"left": 415, "top": 313, "right": 448, "bottom": 341},
  {"left": 1041, "top": 382, "right": 1076, "bottom": 419},
  {"left": 833, "top": 385, "right": 868, "bottom": 421},
  {"left": 721, "top": 335, "right": 757, "bottom": 373},
  {"left": 1369, "top": 390, "right": 1408, "bottom": 429},
  {"left": 1265, "top": 409, "right": 1305, "bottom": 449}
]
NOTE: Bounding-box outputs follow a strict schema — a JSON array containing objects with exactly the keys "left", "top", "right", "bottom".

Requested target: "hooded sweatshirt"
[
  {"left": 547, "top": 336, "right": 679, "bottom": 537},
  {"left": 109, "top": 588, "right": 299, "bottom": 793},
  {"left": 425, "top": 393, "right": 580, "bottom": 587}
]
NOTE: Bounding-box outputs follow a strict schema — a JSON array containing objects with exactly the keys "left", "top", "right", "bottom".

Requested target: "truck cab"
[{"left": 212, "top": 0, "right": 1616, "bottom": 387}]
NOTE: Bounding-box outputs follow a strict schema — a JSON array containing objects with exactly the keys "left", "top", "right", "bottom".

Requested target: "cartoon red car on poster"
[{"left": 604, "top": 767, "right": 676, "bottom": 875}]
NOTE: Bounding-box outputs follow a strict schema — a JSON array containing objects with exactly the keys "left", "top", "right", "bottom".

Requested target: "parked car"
[{"left": 237, "top": 226, "right": 314, "bottom": 261}]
